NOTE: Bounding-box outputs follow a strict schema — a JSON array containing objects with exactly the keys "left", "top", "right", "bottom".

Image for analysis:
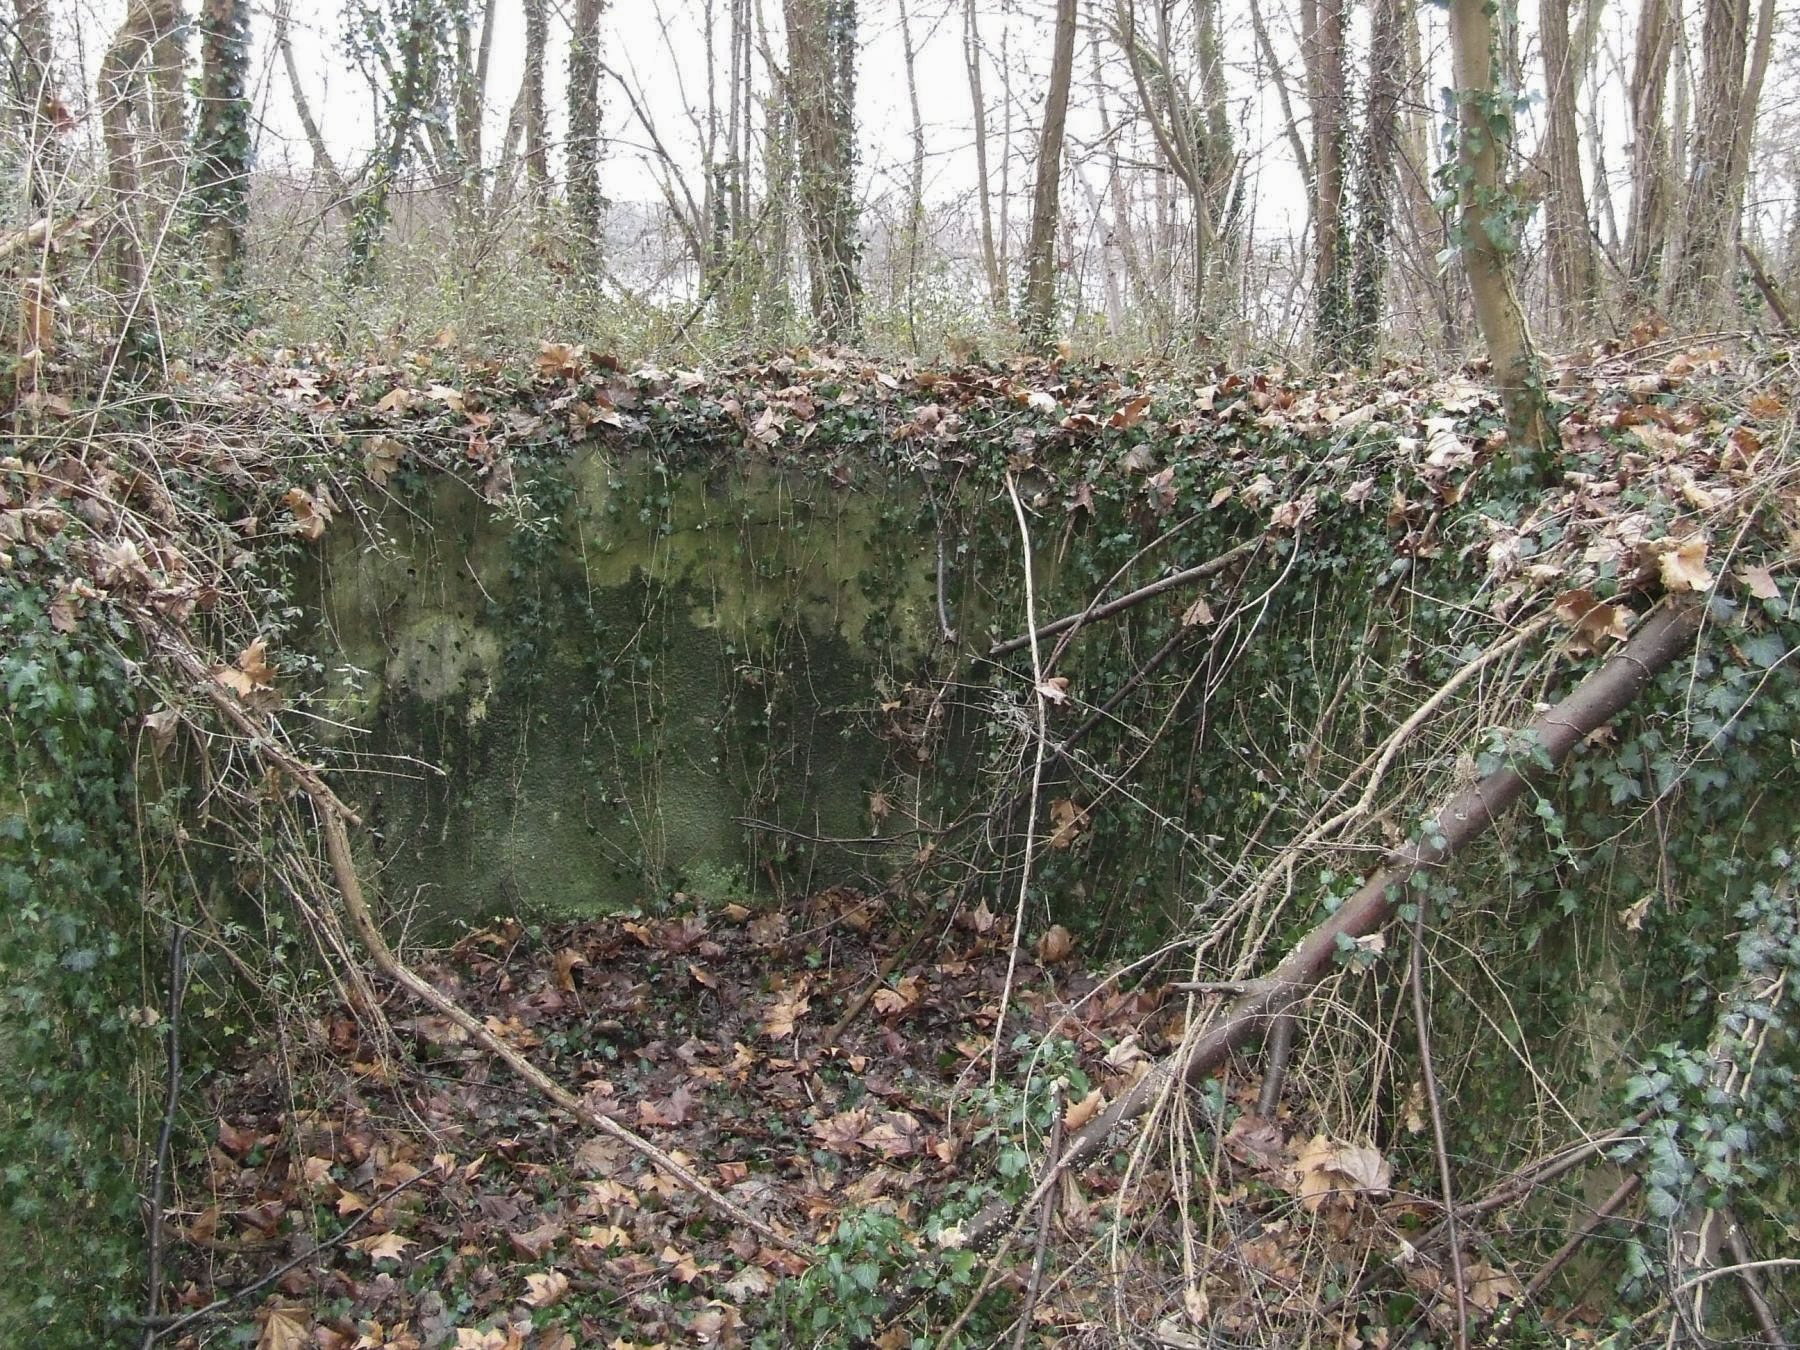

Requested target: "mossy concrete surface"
[{"left": 309, "top": 452, "right": 938, "bottom": 925}]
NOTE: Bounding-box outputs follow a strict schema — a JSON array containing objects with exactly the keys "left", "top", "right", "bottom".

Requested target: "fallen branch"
[
  {"left": 321, "top": 809, "right": 808, "bottom": 1257},
  {"left": 957, "top": 600, "right": 1703, "bottom": 1249},
  {"left": 139, "top": 612, "right": 810, "bottom": 1259},
  {"left": 988, "top": 536, "right": 1261, "bottom": 658}
]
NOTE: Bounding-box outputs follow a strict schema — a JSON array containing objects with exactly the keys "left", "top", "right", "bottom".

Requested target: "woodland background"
[{"left": 3, "top": 0, "right": 1795, "bottom": 367}]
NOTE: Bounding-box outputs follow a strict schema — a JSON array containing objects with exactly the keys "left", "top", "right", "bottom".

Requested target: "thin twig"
[
  {"left": 1411, "top": 906, "right": 1468, "bottom": 1350},
  {"left": 990, "top": 470, "right": 1049, "bottom": 1087},
  {"left": 1725, "top": 1215, "right": 1791, "bottom": 1350},
  {"left": 143, "top": 1170, "right": 430, "bottom": 1344},
  {"left": 139, "top": 921, "right": 187, "bottom": 1350},
  {"left": 1517, "top": 1174, "right": 1640, "bottom": 1305},
  {"left": 1012, "top": 1082, "right": 1067, "bottom": 1350},
  {"left": 988, "top": 535, "right": 1260, "bottom": 658}
]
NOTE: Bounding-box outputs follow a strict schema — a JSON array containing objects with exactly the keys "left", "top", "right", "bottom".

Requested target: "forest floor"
[{"left": 161, "top": 889, "right": 1522, "bottom": 1350}]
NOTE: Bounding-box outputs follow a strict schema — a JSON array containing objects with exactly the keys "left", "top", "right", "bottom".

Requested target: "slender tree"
[
  {"left": 194, "top": 0, "right": 250, "bottom": 290},
  {"left": 1541, "top": 0, "right": 1597, "bottom": 331},
  {"left": 13, "top": 0, "right": 69, "bottom": 212},
  {"left": 567, "top": 0, "right": 607, "bottom": 282},
  {"left": 99, "top": 0, "right": 182, "bottom": 308},
  {"left": 1624, "top": 0, "right": 1673, "bottom": 295},
  {"left": 1447, "top": 0, "right": 1556, "bottom": 469},
  {"left": 1022, "top": 0, "right": 1078, "bottom": 347},
  {"left": 346, "top": 0, "right": 440, "bottom": 286},
  {"left": 518, "top": 0, "right": 546, "bottom": 214},
  {"left": 783, "top": 0, "right": 860, "bottom": 342},
  {"left": 964, "top": 0, "right": 1007, "bottom": 316}
]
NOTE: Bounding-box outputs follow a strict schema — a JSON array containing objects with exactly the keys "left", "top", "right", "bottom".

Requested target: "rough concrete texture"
[{"left": 309, "top": 454, "right": 937, "bottom": 924}]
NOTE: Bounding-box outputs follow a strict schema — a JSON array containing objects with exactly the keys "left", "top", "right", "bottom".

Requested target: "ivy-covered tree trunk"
[
  {"left": 1021, "top": 0, "right": 1077, "bottom": 349},
  {"left": 567, "top": 0, "right": 606, "bottom": 283},
  {"left": 1302, "top": 0, "right": 1350, "bottom": 364},
  {"left": 1347, "top": 0, "right": 1402, "bottom": 365},
  {"left": 522, "top": 0, "right": 548, "bottom": 216},
  {"left": 1447, "top": 0, "right": 1557, "bottom": 474},
  {"left": 784, "top": 0, "right": 861, "bottom": 343},
  {"left": 346, "top": 0, "right": 437, "bottom": 287},
  {"left": 194, "top": 0, "right": 250, "bottom": 292}
]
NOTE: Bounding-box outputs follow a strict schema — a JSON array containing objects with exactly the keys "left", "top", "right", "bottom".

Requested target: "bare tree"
[
  {"left": 783, "top": 0, "right": 861, "bottom": 341},
  {"left": 1666, "top": 0, "right": 1776, "bottom": 321},
  {"left": 99, "top": 0, "right": 182, "bottom": 310},
  {"left": 1022, "top": 0, "right": 1078, "bottom": 346},
  {"left": 1625, "top": 0, "right": 1674, "bottom": 296},
  {"left": 518, "top": 0, "right": 546, "bottom": 215},
  {"left": 12, "top": 0, "right": 70, "bottom": 212},
  {"left": 965, "top": 0, "right": 1007, "bottom": 315}
]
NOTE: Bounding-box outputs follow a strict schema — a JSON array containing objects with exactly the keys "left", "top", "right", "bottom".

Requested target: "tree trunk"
[
  {"left": 346, "top": 0, "right": 436, "bottom": 286},
  {"left": 1665, "top": 0, "right": 1762, "bottom": 321},
  {"left": 194, "top": 0, "right": 250, "bottom": 292},
  {"left": 1302, "top": 0, "right": 1350, "bottom": 363},
  {"left": 964, "top": 0, "right": 1006, "bottom": 316},
  {"left": 99, "top": 0, "right": 181, "bottom": 312},
  {"left": 1022, "top": 0, "right": 1078, "bottom": 348},
  {"left": 1625, "top": 0, "right": 1674, "bottom": 296},
  {"left": 783, "top": 0, "right": 861, "bottom": 342},
  {"left": 567, "top": 0, "right": 606, "bottom": 282},
  {"left": 1448, "top": 0, "right": 1557, "bottom": 472},
  {"left": 519, "top": 0, "right": 546, "bottom": 215},
  {"left": 13, "top": 0, "right": 68, "bottom": 212},
  {"left": 1541, "top": 0, "right": 1597, "bottom": 333},
  {"left": 143, "top": 2, "right": 187, "bottom": 246},
  {"left": 898, "top": 0, "right": 926, "bottom": 350},
  {"left": 274, "top": 0, "right": 347, "bottom": 205},
  {"left": 1348, "top": 0, "right": 1402, "bottom": 365}
]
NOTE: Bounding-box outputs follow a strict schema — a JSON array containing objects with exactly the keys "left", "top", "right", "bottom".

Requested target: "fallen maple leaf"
[
  {"left": 1552, "top": 588, "right": 1632, "bottom": 653},
  {"left": 351, "top": 1232, "right": 414, "bottom": 1262},
  {"left": 1739, "top": 564, "right": 1780, "bottom": 601},
  {"left": 761, "top": 989, "right": 810, "bottom": 1040},
  {"left": 1035, "top": 924, "right": 1075, "bottom": 963},
  {"left": 552, "top": 947, "right": 586, "bottom": 992},
  {"left": 1047, "top": 801, "right": 1087, "bottom": 851},
  {"left": 257, "top": 1304, "right": 311, "bottom": 1350},
  {"left": 523, "top": 1270, "right": 569, "bottom": 1308},
  {"left": 1655, "top": 536, "right": 1714, "bottom": 592},
  {"left": 1064, "top": 1088, "right": 1105, "bottom": 1130},
  {"left": 1293, "top": 1135, "right": 1392, "bottom": 1211}
]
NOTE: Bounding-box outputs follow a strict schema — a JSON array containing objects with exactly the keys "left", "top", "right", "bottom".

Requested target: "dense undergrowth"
[{"left": 3, "top": 333, "right": 1799, "bottom": 1346}]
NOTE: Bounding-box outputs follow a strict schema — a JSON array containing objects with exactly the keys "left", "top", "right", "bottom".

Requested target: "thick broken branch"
[{"left": 959, "top": 601, "right": 1702, "bottom": 1249}]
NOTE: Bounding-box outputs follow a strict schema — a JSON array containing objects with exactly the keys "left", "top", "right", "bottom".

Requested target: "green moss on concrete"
[{"left": 309, "top": 451, "right": 936, "bottom": 925}]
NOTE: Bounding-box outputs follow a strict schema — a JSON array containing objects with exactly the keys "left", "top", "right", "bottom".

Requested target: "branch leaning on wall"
[{"left": 949, "top": 598, "right": 1704, "bottom": 1255}]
